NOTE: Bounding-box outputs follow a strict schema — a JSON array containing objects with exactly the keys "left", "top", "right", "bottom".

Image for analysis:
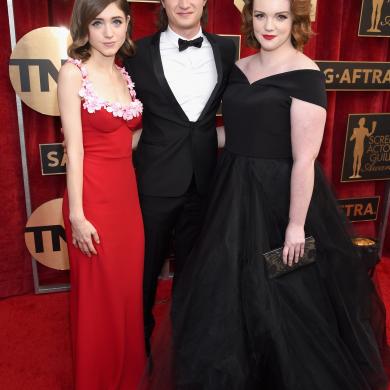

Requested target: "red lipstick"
[{"left": 263, "top": 35, "right": 276, "bottom": 40}]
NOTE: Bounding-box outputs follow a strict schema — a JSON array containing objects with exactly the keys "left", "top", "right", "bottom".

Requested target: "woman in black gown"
[{"left": 172, "top": 0, "right": 389, "bottom": 389}]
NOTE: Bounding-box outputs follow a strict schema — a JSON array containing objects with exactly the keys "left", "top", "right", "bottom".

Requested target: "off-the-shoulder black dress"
[{"left": 172, "top": 66, "right": 388, "bottom": 390}]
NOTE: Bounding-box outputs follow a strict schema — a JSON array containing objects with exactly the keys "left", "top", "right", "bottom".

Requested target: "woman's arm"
[
  {"left": 216, "top": 126, "right": 225, "bottom": 148},
  {"left": 58, "top": 63, "right": 99, "bottom": 258},
  {"left": 283, "top": 98, "right": 326, "bottom": 266},
  {"left": 132, "top": 128, "right": 143, "bottom": 150}
]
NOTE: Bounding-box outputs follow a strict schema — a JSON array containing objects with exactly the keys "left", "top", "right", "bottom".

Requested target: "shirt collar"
[{"left": 165, "top": 25, "right": 203, "bottom": 48}]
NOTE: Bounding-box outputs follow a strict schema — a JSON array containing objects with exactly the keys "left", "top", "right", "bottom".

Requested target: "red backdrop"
[{"left": 0, "top": 0, "right": 389, "bottom": 297}]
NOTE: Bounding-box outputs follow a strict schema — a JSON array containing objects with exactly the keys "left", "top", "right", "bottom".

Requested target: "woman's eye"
[
  {"left": 277, "top": 14, "right": 288, "bottom": 20},
  {"left": 91, "top": 20, "right": 102, "bottom": 27},
  {"left": 254, "top": 13, "right": 265, "bottom": 19},
  {"left": 113, "top": 19, "right": 123, "bottom": 25}
]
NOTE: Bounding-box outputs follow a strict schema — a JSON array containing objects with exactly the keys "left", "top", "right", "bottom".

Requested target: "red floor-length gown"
[{"left": 62, "top": 58, "right": 146, "bottom": 390}]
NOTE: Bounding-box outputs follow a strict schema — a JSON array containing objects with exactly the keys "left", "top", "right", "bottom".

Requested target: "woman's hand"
[
  {"left": 132, "top": 128, "right": 143, "bottom": 150},
  {"left": 216, "top": 126, "right": 225, "bottom": 148},
  {"left": 70, "top": 217, "right": 100, "bottom": 258},
  {"left": 283, "top": 222, "right": 305, "bottom": 266}
]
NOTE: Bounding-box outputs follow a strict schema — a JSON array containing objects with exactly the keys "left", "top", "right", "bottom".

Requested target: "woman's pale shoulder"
[
  {"left": 59, "top": 61, "right": 82, "bottom": 82},
  {"left": 291, "top": 52, "right": 320, "bottom": 71},
  {"left": 235, "top": 54, "right": 257, "bottom": 70}
]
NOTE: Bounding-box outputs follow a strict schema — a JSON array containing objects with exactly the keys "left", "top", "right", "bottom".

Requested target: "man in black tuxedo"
[{"left": 125, "top": 0, "right": 236, "bottom": 355}]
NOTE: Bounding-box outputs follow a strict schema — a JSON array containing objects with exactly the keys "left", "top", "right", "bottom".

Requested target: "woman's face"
[
  {"left": 252, "top": 0, "right": 293, "bottom": 52},
  {"left": 87, "top": 2, "right": 129, "bottom": 58}
]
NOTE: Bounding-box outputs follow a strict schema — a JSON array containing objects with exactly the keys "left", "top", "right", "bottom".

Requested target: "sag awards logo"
[
  {"left": 9, "top": 27, "right": 70, "bottom": 116},
  {"left": 359, "top": 0, "right": 390, "bottom": 37},
  {"left": 338, "top": 197, "right": 380, "bottom": 222},
  {"left": 341, "top": 114, "right": 390, "bottom": 182},
  {"left": 39, "top": 143, "right": 66, "bottom": 175},
  {"left": 24, "top": 198, "right": 69, "bottom": 270},
  {"left": 316, "top": 61, "right": 390, "bottom": 91}
]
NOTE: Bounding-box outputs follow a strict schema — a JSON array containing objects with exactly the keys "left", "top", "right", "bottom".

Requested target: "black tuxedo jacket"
[{"left": 124, "top": 31, "right": 236, "bottom": 197}]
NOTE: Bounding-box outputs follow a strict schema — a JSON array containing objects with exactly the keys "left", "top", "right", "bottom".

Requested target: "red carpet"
[
  {"left": 375, "top": 256, "right": 390, "bottom": 378},
  {"left": 376, "top": 258, "right": 390, "bottom": 338},
  {"left": 0, "top": 266, "right": 389, "bottom": 390},
  {"left": 0, "top": 280, "right": 172, "bottom": 390},
  {"left": 0, "top": 291, "right": 73, "bottom": 389}
]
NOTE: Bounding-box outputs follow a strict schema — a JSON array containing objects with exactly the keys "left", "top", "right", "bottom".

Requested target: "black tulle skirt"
[{"left": 172, "top": 149, "right": 388, "bottom": 390}]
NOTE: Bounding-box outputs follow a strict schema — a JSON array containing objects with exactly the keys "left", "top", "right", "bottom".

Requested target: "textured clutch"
[{"left": 263, "top": 236, "right": 316, "bottom": 279}]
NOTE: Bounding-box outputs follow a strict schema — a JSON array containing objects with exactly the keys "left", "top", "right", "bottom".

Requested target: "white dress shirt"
[{"left": 160, "top": 26, "right": 218, "bottom": 122}]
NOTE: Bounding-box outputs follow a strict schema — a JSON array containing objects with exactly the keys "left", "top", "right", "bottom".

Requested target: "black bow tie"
[{"left": 178, "top": 36, "right": 204, "bottom": 52}]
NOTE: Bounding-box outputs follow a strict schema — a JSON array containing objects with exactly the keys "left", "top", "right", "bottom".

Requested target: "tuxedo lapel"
[
  {"left": 198, "top": 32, "right": 223, "bottom": 122},
  {"left": 150, "top": 32, "right": 189, "bottom": 122}
]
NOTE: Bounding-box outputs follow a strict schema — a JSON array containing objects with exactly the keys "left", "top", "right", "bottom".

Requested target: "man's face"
[{"left": 161, "top": 0, "right": 207, "bottom": 36}]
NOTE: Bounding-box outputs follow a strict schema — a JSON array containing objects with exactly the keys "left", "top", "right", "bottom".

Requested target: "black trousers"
[{"left": 139, "top": 178, "right": 204, "bottom": 355}]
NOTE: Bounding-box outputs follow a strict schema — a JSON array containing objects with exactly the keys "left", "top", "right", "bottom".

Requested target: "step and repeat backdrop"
[{"left": 1, "top": 0, "right": 389, "bottom": 295}]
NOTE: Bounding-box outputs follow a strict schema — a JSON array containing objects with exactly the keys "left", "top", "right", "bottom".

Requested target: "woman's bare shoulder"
[
  {"left": 289, "top": 52, "right": 320, "bottom": 71},
  {"left": 59, "top": 61, "right": 82, "bottom": 83},
  {"left": 235, "top": 54, "right": 258, "bottom": 72}
]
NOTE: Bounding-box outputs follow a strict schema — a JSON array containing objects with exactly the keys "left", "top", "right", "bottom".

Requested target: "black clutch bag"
[{"left": 263, "top": 236, "right": 316, "bottom": 279}]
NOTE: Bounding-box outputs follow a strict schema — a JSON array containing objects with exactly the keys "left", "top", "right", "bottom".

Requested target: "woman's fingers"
[
  {"left": 80, "top": 240, "right": 91, "bottom": 257},
  {"left": 299, "top": 243, "right": 305, "bottom": 260},
  {"left": 282, "top": 245, "right": 289, "bottom": 265},
  {"left": 71, "top": 220, "right": 99, "bottom": 258},
  {"left": 288, "top": 244, "right": 295, "bottom": 266},
  {"left": 86, "top": 239, "right": 97, "bottom": 255},
  {"left": 283, "top": 242, "right": 305, "bottom": 266},
  {"left": 293, "top": 244, "right": 301, "bottom": 264},
  {"left": 92, "top": 230, "right": 100, "bottom": 245}
]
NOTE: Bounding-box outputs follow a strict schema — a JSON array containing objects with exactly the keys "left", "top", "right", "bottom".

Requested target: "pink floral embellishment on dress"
[{"left": 67, "top": 58, "right": 143, "bottom": 121}]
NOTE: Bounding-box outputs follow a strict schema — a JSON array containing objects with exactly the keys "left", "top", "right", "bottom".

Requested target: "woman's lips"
[{"left": 262, "top": 35, "right": 276, "bottom": 40}]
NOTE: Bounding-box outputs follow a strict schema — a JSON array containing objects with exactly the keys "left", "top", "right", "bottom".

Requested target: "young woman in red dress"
[{"left": 58, "top": 1, "right": 146, "bottom": 388}]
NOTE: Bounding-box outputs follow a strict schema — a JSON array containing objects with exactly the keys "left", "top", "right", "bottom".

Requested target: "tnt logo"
[
  {"left": 9, "top": 27, "right": 70, "bottom": 116},
  {"left": 24, "top": 198, "right": 69, "bottom": 270}
]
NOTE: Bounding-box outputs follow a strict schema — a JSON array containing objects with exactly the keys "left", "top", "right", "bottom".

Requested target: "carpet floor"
[{"left": 1, "top": 261, "right": 389, "bottom": 390}]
